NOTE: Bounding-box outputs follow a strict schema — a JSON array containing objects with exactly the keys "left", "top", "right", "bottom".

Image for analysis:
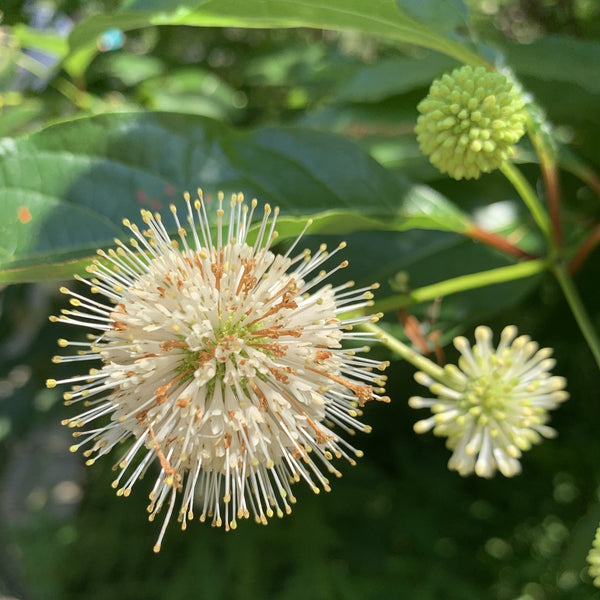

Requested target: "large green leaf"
[
  {"left": 0, "top": 112, "right": 472, "bottom": 283},
  {"left": 503, "top": 35, "right": 600, "bottom": 95},
  {"left": 63, "top": 0, "right": 486, "bottom": 78}
]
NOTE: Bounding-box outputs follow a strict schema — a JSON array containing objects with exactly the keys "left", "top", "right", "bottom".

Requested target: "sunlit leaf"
[{"left": 63, "top": 0, "right": 486, "bottom": 78}]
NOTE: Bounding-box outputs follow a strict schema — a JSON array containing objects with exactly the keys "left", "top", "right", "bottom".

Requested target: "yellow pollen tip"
[
  {"left": 57, "top": 338, "right": 68, "bottom": 347},
  {"left": 153, "top": 544, "right": 161, "bottom": 554},
  {"left": 170, "top": 204, "right": 177, "bottom": 214},
  {"left": 49, "top": 316, "right": 59, "bottom": 323},
  {"left": 69, "top": 445, "right": 78, "bottom": 453},
  {"left": 51, "top": 356, "right": 62, "bottom": 364},
  {"left": 46, "top": 379, "right": 57, "bottom": 388}
]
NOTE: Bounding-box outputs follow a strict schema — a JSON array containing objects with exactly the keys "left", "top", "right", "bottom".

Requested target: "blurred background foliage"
[{"left": 1, "top": 0, "right": 600, "bottom": 598}]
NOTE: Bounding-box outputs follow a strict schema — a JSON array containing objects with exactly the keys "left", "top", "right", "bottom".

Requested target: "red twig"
[
  {"left": 466, "top": 225, "right": 538, "bottom": 260},
  {"left": 540, "top": 161, "right": 564, "bottom": 247}
]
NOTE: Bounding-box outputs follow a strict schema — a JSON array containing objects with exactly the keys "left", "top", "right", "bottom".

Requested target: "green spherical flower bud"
[
  {"left": 415, "top": 65, "right": 527, "bottom": 180},
  {"left": 588, "top": 522, "right": 600, "bottom": 587}
]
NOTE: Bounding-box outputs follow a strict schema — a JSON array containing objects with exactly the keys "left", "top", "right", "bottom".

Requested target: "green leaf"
[
  {"left": 94, "top": 52, "right": 166, "bottom": 87},
  {"left": 504, "top": 35, "right": 600, "bottom": 95},
  {"left": 63, "top": 0, "right": 486, "bottom": 78},
  {"left": 307, "top": 228, "right": 542, "bottom": 339},
  {"left": 0, "top": 112, "right": 472, "bottom": 283},
  {"left": 12, "top": 24, "right": 69, "bottom": 58},
  {"left": 333, "top": 53, "right": 458, "bottom": 103},
  {"left": 0, "top": 99, "right": 44, "bottom": 137},
  {"left": 397, "top": 0, "right": 469, "bottom": 33},
  {"left": 137, "top": 68, "right": 243, "bottom": 120}
]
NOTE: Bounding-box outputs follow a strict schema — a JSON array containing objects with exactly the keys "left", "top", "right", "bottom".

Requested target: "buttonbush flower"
[
  {"left": 47, "top": 192, "right": 389, "bottom": 551},
  {"left": 409, "top": 325, "right": 568, "bottom": 478},
  {"left": 587, "top": 522, "right": 600, "bottom": 587},
  {"left": 415, "top": 65, "right": 527, "bottom": 180}
]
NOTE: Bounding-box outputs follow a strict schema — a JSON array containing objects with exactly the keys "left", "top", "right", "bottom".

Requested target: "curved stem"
[
  {"left": 360, "top": 321, "right": 445, "bottom": 380},
  {"left": 373, "top": 259, "right": 549, "bottom": 314},
  {"left": 552, "top": 264, "right": 600, "bottom": 370},
  {"left": 500, "top": 162, "right": 553, "bottom": 245}
]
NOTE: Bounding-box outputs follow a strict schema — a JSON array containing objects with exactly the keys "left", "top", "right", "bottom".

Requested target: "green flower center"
[{"left": 458, "top": 367, "right": 520, "bottom": 422}]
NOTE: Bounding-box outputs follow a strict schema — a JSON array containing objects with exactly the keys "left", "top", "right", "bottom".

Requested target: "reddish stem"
[
  {"left": 466, "top": 225, "right": 538, "bottom": 260},
  {"left": 541, "top": 160, "right": 564, "bottom": 247},
  {"left": 569, "top": 223, "right": 600, "bottom": 274},
  {"left": 585, "top": 172, "right": 600, "bottom": 199}
]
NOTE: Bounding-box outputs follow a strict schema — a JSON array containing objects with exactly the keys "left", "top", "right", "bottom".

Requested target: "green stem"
[
  {"left": 360, "top": 321, "right": 445, "bottom": 380},
  {"left": 15, "top": 53, "right": 94, "bottom": 109},
  {"left": 552, "top": 264, "right": 600, "bottom": 370},
  {"left": 500, "top": 162, "right": 553, "bottom": 245},
  {"left": 373, "top": 259, "right": 549, "bottom": 314}
]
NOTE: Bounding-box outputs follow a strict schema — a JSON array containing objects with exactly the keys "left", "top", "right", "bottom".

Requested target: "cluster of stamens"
[
  {"left": 47, "top": 191, "right": 389, "bottom": 551},
  {"left": 409, "top": 325, "right": 567, "bottom": 478}
]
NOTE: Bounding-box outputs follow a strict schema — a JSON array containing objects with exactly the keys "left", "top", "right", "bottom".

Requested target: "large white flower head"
[
  {"left": 47, "top": 191, "right": 389, "bottom": 551},
  {"left": 408, "top": 325, "right": 568, "bottom": 478}
]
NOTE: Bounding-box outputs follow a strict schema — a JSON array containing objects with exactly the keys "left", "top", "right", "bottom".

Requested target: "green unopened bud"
[
  {"left": 588, "top": 521, "right": 600, "bottom": 587},
  {"left": 415, "top": 65, "right": 527, "bottom": 180}
]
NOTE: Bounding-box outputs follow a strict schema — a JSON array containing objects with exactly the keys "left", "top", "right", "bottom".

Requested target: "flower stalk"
[{"left": 372, "top": 259, "right": 549, "bottom": 314}]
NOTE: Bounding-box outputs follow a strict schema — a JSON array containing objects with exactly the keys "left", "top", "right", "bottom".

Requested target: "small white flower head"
[
  {"left": 47, "top": 191, "right": 389, "bottom": 551},
  {"left": 409, "top": 325, "right": 568, "bottom": 478},
  {"left": 587, "top": 521, "right": 600, "bottom": 587}
]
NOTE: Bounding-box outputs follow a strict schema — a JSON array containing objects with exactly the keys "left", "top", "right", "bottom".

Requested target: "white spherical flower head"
[
  {"left": 409, "top": 325, "right": 568, "bottom": 478},
  {"left": 47, "top": 191, "right": 389, "bottom": 552}
]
